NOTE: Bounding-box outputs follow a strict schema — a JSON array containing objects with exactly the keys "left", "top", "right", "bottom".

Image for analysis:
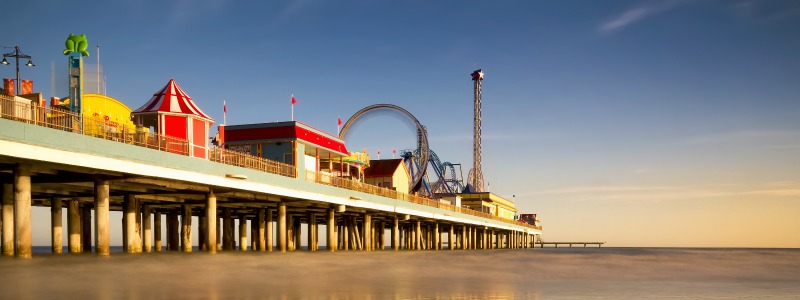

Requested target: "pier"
[
  {"left": 0, "top": 94, "right": 542, "bottom": 258},
  {"left": 536, "top": 242, "right": 605, "bottom": 248}
]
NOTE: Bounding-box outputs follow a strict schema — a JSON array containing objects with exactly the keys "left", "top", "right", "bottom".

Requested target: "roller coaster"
[{"left": 339, "top": 104, "right": 464, "bottom": 197}]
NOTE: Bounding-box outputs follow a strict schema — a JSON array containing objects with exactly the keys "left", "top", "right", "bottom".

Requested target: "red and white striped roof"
[{"left": 132, "top": 79, "right": 212, "bottom": 121}]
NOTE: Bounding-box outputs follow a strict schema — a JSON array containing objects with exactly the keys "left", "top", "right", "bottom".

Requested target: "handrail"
[
  {"left": 0, "top": 95, "right": 295, "bottom": 178},
  {"left": 304, "top": 170, "right": 542, "bottom": 230},
  {"left": 0, "top": 95, "right": 540, "bottom": 231}
]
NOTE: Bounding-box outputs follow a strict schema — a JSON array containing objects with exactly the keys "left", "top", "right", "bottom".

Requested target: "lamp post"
[{"left": 1, "top": 45, "right": 36, "bottom": 95}]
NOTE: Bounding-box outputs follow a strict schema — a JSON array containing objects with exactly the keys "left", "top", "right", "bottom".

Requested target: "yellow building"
[
  {"left": 364, "top": 159, "right": 410, "bottom": 194},
  {"left": 59, "top": 93, "right": 136, "bottom": 135},
  {"left": 458, "top": 193, "right": 518, "bottom": 220}
]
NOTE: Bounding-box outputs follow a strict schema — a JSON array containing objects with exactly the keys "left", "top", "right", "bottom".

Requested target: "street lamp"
[{"left": 2, "top": 45, "right": 36, "bottom": 95}]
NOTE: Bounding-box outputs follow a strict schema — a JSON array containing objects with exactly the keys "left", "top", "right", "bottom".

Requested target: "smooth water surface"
[{"left": 1, "top": 248, "right": 798, "bottom": 299}]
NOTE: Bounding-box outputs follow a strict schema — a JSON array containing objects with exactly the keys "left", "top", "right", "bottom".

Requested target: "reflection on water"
[{"left": 2, "top": 248, "right": 799, "bottom": 299}]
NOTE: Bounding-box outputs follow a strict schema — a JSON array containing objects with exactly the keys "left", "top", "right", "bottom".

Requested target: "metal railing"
[
  {"left": 1, "top": 95, "right": 540, "bottom": 230},
  {"left": 305, "top": 170, "right": 542, "bottom": 230},
  {"left": 0, "top": 95, "right": 294, "bottom": 178}
]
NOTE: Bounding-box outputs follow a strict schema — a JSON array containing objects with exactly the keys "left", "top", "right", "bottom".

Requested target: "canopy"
[{"left": 132, "top": 78, "right": 212, "bottom": 121}]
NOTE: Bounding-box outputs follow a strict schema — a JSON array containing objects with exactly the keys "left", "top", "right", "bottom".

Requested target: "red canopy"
[{"left": 133, "top": 79, "right": 212, "bottom": 121}]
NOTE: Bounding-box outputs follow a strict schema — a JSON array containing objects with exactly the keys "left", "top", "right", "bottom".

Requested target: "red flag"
[
  {"left": 291, "top": 95, "right": 297, "bottom": 105},
  {"left": 377, "top": 150, "right": 381, "bottom": 155},
  {"left": 223, "top": 101, "right": 227, "bottom": 113},
  {"left": 337, "top": 117, "right": 342, "bottom": 126},
  {"left": 392, "top": 149, "right": 396, "bottom": 154}
]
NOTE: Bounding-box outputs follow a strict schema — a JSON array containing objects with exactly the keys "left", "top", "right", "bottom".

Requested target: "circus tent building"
[{"left": 132, "top": 79, "right": 214, "bottom": 159}]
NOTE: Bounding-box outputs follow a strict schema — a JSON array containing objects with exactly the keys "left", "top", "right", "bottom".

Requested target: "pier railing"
[
  {"left": 0, "top": 95, "right": 294, "bottom": 178},
  {"left": 0, "top": 95, "right": 540, "bottom": 231},
  {"left": 305, "top": 170, "right": 542, "bottom": 230}
]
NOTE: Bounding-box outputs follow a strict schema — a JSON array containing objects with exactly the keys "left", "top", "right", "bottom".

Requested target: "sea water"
[{"left": 1, "top": 248, "right": 798, "bottom": 299}]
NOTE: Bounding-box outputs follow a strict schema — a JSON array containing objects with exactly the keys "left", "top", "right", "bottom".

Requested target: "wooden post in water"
[
  {"left": 266, "top": 208, "right": 274, "bottom": 252},
  {"left": 327, "top": 208, "right": 335, "bottom": 252},
  {"left": 94, "top": 177, "right": 110, "bottom": 257},
  {"left": 142, "top": 205, "right": 152, "bottom": 253},
  {"left": 278, "top": 202, "right": 286, "bottom": 252},
  {"left": 154, "top": 211, "right": 162, "bottom": 252},
  {"left": 1, "top": 183, "right": 14, "bottom": 256},
  {"left": 124, "top": 195, "right": 137, "bottom": 253},
  {"left": 257, "top": 209, "right": 266, "bottom": 251},
  {"left": 51, "top": 197, "right": 62, "bottom": 254},
  {"left": 68, "top": 199, "right": 81, "bottom": 253},
  {"left": 239, "top": 215, "right": 247, "bottom": 251},
  {"left": 309, "top": 212, "right": 317, "bottom": 251},
  {"left": 363, "top": 213, "right": 371, "bottom": 251},
  {"left": 199, "top": 215, "right": 207, "bottom": 251},
  {"left": 181, "top": 205, "right": 192, "bottom": 252},
  {"left": 12, "top": 165, "right": 32, "bottom": 258},
  {"left": 223, "top": 208, "right": 233, "bottom": 251},
  {"left": 392, "top": 215, "right": 399, "bottom": 251}
]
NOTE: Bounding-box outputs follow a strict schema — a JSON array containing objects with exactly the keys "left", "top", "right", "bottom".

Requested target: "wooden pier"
[{"left": 536, "top": 242, "right": 605, "bottom": 248}]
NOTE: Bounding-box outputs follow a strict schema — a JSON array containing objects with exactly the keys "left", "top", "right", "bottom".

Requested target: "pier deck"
[{"left": 0, "top": 97, "right": 541, "bottom": 257}]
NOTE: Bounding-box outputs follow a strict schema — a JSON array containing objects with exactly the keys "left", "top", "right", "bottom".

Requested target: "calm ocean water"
[{"left": 2, "top": 247, "right": 798, "bottom": 299}]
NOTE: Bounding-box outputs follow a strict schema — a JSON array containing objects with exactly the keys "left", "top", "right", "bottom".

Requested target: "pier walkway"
[{"left": 0, "top": 95, "right": 541, "bottom": 258}]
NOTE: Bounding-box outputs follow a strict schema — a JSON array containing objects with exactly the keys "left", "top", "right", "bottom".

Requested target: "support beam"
[
  {"left": 143, "top": 205, "right": 152, "bottom": 253},
  {"left": 199, "top": 215, "right": 207, "bottom": 251},
  {"left": 182, "top": 205, "right": 192, "bottom": 252},
  {"left": 327, "top": 208, "right": 335, "bottom": 252},
  {"left": 154, "top": 211, "right": 162, "bottom": 252},
  {"left": 363, "top": 213, "right": 371, "bottom": 252},
  {"left": 257, "top": 209, "right": 266, "bottom": 251},
  {"left": 1, "top": 183, "right": 13, "bottom": 256},
  {"left": 308, "top": 212, "right": 317, "bottom": 251},
  {"left": 51, "top": 197, "right": 63, "bottom": 254},
  {"left": 266, "top": 208, "right": 273, "bottom": 252},
  {"left": 448, "top": 224, "right": 454, "bottom": 250},
  {"left": 278, "top": 202, "right": 286, "bottom": 252},
  {"left": 124, "top": 194, "right": 137, "bottom": 253},
  {"left": 94, "top": 177, "right": 110, "bottom": 257},
  {"left": 82, "top": 206, "right": 92, "bottom": 252},
  {"left": 239, "top": 215, "right": 247, "bottom": 251},
  {"left": 392, "top": 215, "right": 399, "bottom": 251},
  {"left": 433, "top": 222, "right": 439, "bottom": 250},
  {"left": 415, "top": 220, "right": 421, "bottom": 251},
  {"left": 68, "top": 199, "right": 81, "bottom": 253},
  {"left": 223, "top": 208, "right": 233, "bottom": 251}
]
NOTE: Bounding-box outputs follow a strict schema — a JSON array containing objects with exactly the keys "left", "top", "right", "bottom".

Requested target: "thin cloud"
[{"left": 599, "top": 0, "right": 683, "bottom": 34}]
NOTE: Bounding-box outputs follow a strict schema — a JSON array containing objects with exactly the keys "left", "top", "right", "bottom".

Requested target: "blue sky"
[{"left": 3, "top": 0, "right": 799, "bottom": 247}]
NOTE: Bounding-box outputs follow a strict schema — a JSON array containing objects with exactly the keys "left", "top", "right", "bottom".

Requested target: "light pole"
[{"left": 1, "top": 45, "right": 36, "bottom": 95}]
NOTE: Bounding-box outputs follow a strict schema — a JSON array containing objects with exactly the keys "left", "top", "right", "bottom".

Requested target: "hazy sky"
[{"left": 3, "top": 0, "right": 799, "bottom": 247}]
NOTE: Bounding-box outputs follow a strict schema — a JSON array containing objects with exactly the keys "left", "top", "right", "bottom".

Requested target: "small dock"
[{"left": 536, "top": 242, "right": 605, "bottom": 248}]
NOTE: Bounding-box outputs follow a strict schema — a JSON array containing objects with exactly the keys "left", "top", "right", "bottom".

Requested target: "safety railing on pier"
[
  {"left": 305, "top": 170, "right": 542, "bottom": 230},
  {"left": 1, "top": 95, "right": 540, "bottom": 231},
  {"left": 0, "top": 95, "right": 295, "bottom": 178}
]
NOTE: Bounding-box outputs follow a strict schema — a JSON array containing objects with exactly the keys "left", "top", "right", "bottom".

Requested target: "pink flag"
[
  {"left": 223, "top": 101, "right": 227, "bottom": 113},
  {"left": 337, "top": 117, "right": 342, "bottom": 126},
  {"left": 291, "top": 95, "right": 297, "bottom": 105}
]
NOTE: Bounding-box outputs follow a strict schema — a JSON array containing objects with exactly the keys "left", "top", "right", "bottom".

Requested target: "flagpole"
[
  {"left": 223, "top": 100, "right": 227, "bottom": 126},
  {"left": 291, "top": 94, "right": 294, "bottom": 121}
]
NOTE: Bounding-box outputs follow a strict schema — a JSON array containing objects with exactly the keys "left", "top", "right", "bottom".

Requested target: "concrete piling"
[
  {"left": 327, "top": 208, "right": 335, "bottom": 252},
  {"left": 51, "top": 197, "right": 62, "bottom": 254},
  {"left": 223, "top": 208, "right": 233, "bottom": 251},
  {"left": 258, "top": 209, "right": 266, "bottom": 251},
  {"left": 124, "top": 195, "right": 137, "bottom": 253},
  {"left": 154, "top": 211, "right": 162, "bottom": 252},
  {"left": 68, "top": 199, "right": 81, "bottom": 253},
  {"left": 266, "top": 208, "right": 273, "bottom": 252},
  {"left": 2, "top": 183, "right": 13, "bottom": 256},
  {"left": 239, "top": 215, "right": 247, "bottom": 251},
  {"left": 14, "top": 164, "right": 32, "bottom": 258},
  {"left": 206, "top": 192, "right": 216, "bottom": 253},
  {"left": 278, "top": 202, "right": 286, "bottom": 252},
  {"left": 182, "top": 205, "right": 192, "bottom": 253},
  {"left": 94, "top": 177, "right": 110, "bottom": 257},
  {"left": 143, "top": 206, "right": 152, "bottom": 253}
]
